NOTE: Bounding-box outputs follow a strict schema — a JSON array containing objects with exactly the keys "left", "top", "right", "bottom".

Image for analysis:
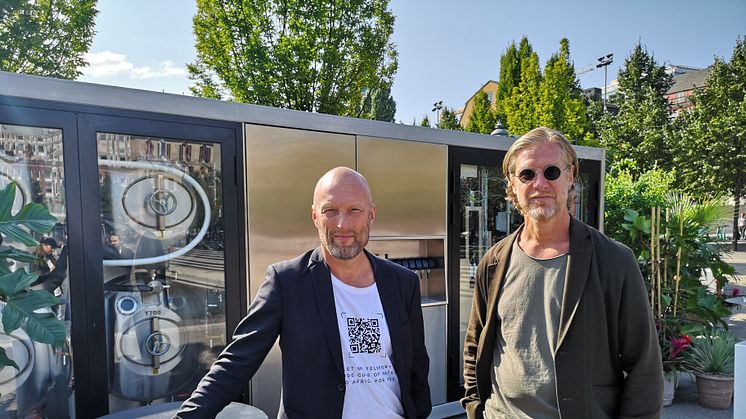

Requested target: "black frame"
[
  {"left": 445, "top": 146, "right": 602, "bottom": 402},
  {"left": 0, "top": 96, "right": 247, "bottom": 418},
  {"left": 446, "top": 145, "right": 505, "bottom": 402}
]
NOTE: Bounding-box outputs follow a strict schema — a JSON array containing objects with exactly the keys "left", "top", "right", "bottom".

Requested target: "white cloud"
[{"left": 81, "top": 51, "right": 187, "bottom": 79}]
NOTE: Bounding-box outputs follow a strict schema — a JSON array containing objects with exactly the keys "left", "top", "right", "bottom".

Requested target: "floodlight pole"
[
  {"left": 597, "top": 54, "right": 614, "bottom": 112},
  {"left": 432, "top": 100, "right": 443, "bottom": 126}
]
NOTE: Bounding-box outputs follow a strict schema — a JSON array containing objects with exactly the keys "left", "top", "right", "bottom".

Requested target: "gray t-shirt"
[{"left": 485, "top": 241, "right": 568, "bottom": 419}]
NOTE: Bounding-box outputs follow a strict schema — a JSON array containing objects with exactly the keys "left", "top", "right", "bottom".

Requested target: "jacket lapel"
[
  {"left": 556, "top": 218, "right": 594, "bottom": 350},
  {"left": 369, "top": 251, "right": 404, "bottom": 373},
  {"left": 479, "top": 229, "right": 519, "bottom": 360},
  {"left": 308, "top": 248, "right": 345, "bottom": 376}
]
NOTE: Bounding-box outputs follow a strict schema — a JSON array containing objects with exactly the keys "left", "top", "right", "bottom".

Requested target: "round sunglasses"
[{"left": 515, "top": 165, "right": 570, "bottom": 184}]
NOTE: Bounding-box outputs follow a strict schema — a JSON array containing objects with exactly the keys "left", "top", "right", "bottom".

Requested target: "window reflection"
[
  {"left": 96, "top": 133, "right": 226, "bottom": 413},
  {"left": 458, "top": 164, "right": 520, "bottom": 387},
  {"left": 0, "top": 123, "right": 73, "bottom": 418}
]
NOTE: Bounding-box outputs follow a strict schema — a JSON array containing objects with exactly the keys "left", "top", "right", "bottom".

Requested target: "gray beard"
[
  {"left": 526, "top": 205, "right": 558, "bottom": 221},
  {"left": 325, "top": 242, "right": 364, "bottom": 260}
]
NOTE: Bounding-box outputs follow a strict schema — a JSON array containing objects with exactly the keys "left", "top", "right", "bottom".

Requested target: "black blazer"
[{"left": 176, "top": 248, "right": 431, "bottom": 418}]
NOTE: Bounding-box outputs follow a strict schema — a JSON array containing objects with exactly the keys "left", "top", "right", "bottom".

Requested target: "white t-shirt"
[{"left": 330, "top": 273, "right": 405, "bottom": 419}]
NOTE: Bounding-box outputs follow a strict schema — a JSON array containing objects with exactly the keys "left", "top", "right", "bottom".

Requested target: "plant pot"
[
  {"left": 694, "top": 373, "right": 734, "bottom": 409},
  {"left": 662, "top": 372, "right": 678, "bottom": 406}
]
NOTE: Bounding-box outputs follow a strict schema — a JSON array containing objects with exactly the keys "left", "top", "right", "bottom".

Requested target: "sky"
[{"left": 78, "top": 0, "right": 746, "bottom": 125}]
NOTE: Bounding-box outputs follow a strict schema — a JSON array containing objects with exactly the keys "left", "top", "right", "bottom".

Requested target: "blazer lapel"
[
  {"left": 308, "top": 248, "right": 345, "bottom": 376},
  {"left": 369, "top": 251, "right": 404, "bottom": 373},
  {"left": 556, "top": 218, "right": 594, "bottom": 350}
]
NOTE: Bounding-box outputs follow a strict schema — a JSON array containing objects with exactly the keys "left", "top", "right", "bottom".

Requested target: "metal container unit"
[{"left": 0, "top": 70, "right": 606, "bottom": 418}]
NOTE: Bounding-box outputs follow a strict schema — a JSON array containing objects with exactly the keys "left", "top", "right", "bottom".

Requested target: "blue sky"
[{"left": 78, "top": 0, "right": 745, "bottom": 124}]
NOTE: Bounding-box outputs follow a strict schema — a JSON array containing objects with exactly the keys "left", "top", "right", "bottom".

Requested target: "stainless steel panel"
[
  {"left": 245, "top": 124, "right": 355, "bottom": 417},
  {"left": 357, "top": 137, "right": 447, "bottom": 237},
  {"left": 423, "top": 304, "right": 447, "bottom": 405}
]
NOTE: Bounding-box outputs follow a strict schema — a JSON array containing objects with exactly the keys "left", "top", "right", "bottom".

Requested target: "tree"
[
  {"left": 466, "top": 91, "right": 496, "bottom": 134},
  {"left": 189, "top": 0, "right": 398, "bottom": 118},
  {"left": 495, "top": 40, "right": 519, "bottom": 127},
  {"left": 0, "top": 0, "right": 97, "bottom": 79},
  {"left": 504, "top": 51, "right": 542, "bottom": 135},
  {"left": 359, "top": 86, "right": 396, "bottom": 122},
  {"left": 437, "top": 107, "right": 462, "bottom": 131},
  {"left": 675, "top": 38, "right": 746, "bottom": 250},
  {"left": 537, "top": 38, "right": 592, "bottom": 143},
  {"left": 495, "top": 36, "right": 533, "bottom": 133},
  {"left": 597, "top": 43, "right": 673, "bottom": 174},
  {"left": 420, "top": 115, "right": 431, "bottom": 127}
]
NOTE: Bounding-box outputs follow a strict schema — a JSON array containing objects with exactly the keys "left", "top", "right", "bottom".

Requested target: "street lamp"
[
  {"left": 432, "top": 100, "right": 443, "bottom": 126},
  {"left": 596, "top": 53, "right": 613, "bottom": 112}
]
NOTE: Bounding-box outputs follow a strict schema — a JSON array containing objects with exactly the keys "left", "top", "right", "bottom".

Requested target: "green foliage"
[
  {"left": 505, "top": 51, "right": 542, "bottom": 135},
  {"left": 494, "top": 37, "right": 595, "bottom": 143},
  {"left": 617, "top": 192, "right": 734, "bottom": 332},
  {"left": 604, "top": 169, "right": 675, "bottom": 242},
  {"left": 683, "top": 329, "right": 737, "bottom": 376},
  {"left": 494, "top": 38, "right": 526, "bottom": 127},
  {"left": 673, "top": 38, "right": 746, "bottom": 249},
  {"left": 596, "top": 43, "right": 674, "bottom": 175},
  {"left": 437, "top": 107, "right": 462, "bottom": 131},
  {"left": 190, "top": 0, "right": 398, "bottom": 119},
  {"left": 466, "top": 91, "right": 496, "bottom": 134},
  {"left": 359, "top": 87, "right": 396, "bottom": 122},
  {"left": 0, "top": 0, "right": 97, "bottom": 78},
  {"left": 537, "top": 39, "right": 591, "bottom": 142},
  {"left": 419, "top": 115, "right": 431, "bottom": 127},
  {"left": 0, "top": 183, "right": 57, "bottom": 247},
  {"left": 0, "top": 182, "right": 67, "bottom": 368}
]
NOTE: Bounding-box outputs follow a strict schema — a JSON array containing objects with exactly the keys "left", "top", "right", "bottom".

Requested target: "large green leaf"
[
  {"left": 0, "top": 346, "right": 19, "bottom": 370},
  {"left": 0, "top": 269, "right": 39, "bottom": 296},
  {"left": 12, "top": 203, "right": 57, "bottom": 234},
  {"left": 0, "top": 248, "right": 37, "bottom": 263},
  {"left": 23, "top": 313, "right": 66, "bottom": 346},
  {"left": 696, "top": 288, "right": 717, "bottom": 311},
  {"left": 2, "top": 291, "right": 62, "bottom": 345},
  {"left": 0, "top": 222, "right": 37, "bottom": 246},
  {"left": 623, "top": 209, "right": 639, "bottom": 222},
  {"left": 0, "top": 182, "right": 15, "bottom": 219},
  {"left": 0, "top": 182, "right": 56, "bottom": 246}
]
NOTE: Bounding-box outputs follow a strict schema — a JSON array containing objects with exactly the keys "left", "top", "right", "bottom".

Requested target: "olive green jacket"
[{"left": 462, "top": 217, "right": 662, "bottom": 418}]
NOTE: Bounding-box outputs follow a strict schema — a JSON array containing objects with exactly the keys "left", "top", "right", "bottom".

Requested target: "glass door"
[
  {"left": 76, "top": 114, "right": 242, "bottom": 417},
  {"left": 447, "top": 147, "right": 522, "bottom": 401},
  {"left": 0, "top": 109, "right": 79, "bottom": 418}
]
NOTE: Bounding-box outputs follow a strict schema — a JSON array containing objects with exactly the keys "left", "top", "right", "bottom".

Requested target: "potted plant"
[
  {"left": 683, "top": 328, "right": 737, "bottom": 409},
  {"left": 659, "top": 321, "right": 692, "bottom": 406}
]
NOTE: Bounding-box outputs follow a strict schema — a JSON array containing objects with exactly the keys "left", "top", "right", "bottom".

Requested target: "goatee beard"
[
  {"left": 526, "top": 205, "right": 558, "bottom": 221},
  {"left": 325, "top": 242, "right": 364, "bottom": 260}
]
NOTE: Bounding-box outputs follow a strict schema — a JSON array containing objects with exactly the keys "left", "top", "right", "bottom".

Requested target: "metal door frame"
[
  {"left": 0, "top": 96, "right": 246, "bottom": 418},
  {"left": 446, "top": 145, "right": 505, "bottom": 402}
]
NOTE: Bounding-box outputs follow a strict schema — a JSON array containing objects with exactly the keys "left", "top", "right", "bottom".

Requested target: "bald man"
[{"left": 176, "top": 167, "right": 431, "bottom": 419}]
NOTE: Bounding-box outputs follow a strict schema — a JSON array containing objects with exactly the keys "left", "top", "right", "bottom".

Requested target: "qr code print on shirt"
[{"left": 347, "top": 317, "right": 381, "bottom": 354}]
